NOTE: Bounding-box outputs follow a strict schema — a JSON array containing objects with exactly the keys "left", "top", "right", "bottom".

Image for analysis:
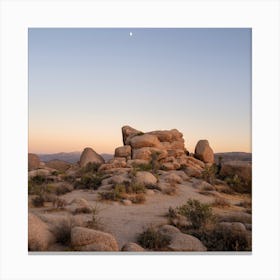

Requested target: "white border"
[{"left": 0, "top": 0, "right": 279, "bottom": 280}]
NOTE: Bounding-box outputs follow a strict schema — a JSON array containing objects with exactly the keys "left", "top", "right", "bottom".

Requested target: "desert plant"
[
  {"left": 224, "top": 175, "right": 252, "bottom": 194},
  {"left": 167, "top": 206, "right": 177, "bottom": 219},
  {"left": 130, "top": 193, "right": 146, "bottom": 204},
  {"left": 137, "top": 226, "right": 171, "bottom": 250},
  {"left": 212, "top": 197, "right": 230, "bottom": 208},
  {"left": 78, "top": 173, "right": 103, "bottom": 190},
  {"left": 82, "top": 162, "right": 101, "bottom": 174},
  {"left": 126, "top": 182, "right": 146, "bottom": 194},
  {"left": 31, "top": 195, "right": 45, "bottom": 207},
  {"left": 201, "top": 164, "right": 218, "bottom": 185},
  {"left": 86, "top": 204, "right": 103, "bottom": 230},
  {"left": 187, "top": 226, "right": 251, "bottom": 251},
  {"left": 30, "top": 174, "right": 47, "bottom": 185},
  {"left": 177, "top": 199, "right": 214, "bottom": 229},
  {"left": 150, "top": 151, "right": 160, "bottom": 174},
  {"left": 51, "top": 216, "right": 74, "bottom": 246}
]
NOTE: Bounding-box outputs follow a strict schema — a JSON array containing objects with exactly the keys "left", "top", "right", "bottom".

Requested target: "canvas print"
[{"left": 28, "top": 28, "right": 252, "bottom": 252}]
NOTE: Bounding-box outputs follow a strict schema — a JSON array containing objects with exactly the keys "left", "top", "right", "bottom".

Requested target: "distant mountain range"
[
  {"left": 38, "top": 151, "right": 113, "bottom": 163},
  {"left": 214, "top": 152, "right": 252, "bottom": 163},
  {"left": 38, "top": 151, "right": 251, "bottom": 164}
]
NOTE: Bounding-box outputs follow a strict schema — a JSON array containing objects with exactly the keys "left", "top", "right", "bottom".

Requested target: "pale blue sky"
[{"left": 29, "top": 28, "right": 251, "bottom": 154}]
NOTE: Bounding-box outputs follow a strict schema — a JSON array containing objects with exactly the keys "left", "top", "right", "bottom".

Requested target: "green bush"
[
  {"left": 187, "top": 226, "right": 251, "bottom": 251},
  {"left": 201, "top": 165, "right": 218, "bottom": 185},
  {"left": 32, "top": 195, "right": 45, "bottom": 207},
  {"left": 82, "top": 162, "right": 101, "bottom": 173},
  {"left": 79, "top": 173, "right": 103, "bottom": 190},
  {"left": 30, "top": 175, "right": 47, "bottom": 185},
  {"left": 224, "top": 175, "right": 251, "bottom": 194},
  {"left": 137, "top": 226, "right": 171, "bottom": 250},
  {"left": 177, "top": 199, "right": 214, "bottom": 229}
]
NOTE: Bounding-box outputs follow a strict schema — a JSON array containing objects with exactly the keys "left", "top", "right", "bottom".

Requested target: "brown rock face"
[
  {"left": 71, "top": 227, "right": 119, "bottom": 251},
  {"left": 28, "top": 153, "right": 40, "bottom": 171},
  {"left": 194, "top": 140, "right": 214, "bottom": 163},
  {"left": 122, "top": 125, "right": 142, "bottom": 145},
  {"left": 114, "top": 145, "right": 131, "bottom": 159},
  {"left": 220, "top": 160, "right": 252, "bottom": 182},
  {"left": 121, "top": 242, "right": 145, "bottom": 251},
  {"left": 79, "top": 147, "right": 105, "bottom": 167},
  {"left": 45, "top": 159, "right": 71, "bottom": 172},
  {"left": 28, "top": 213, "right": 55, "bottom": 251},
  {"left": 129, "top": 134, "right": 162, "bottom": 149}
]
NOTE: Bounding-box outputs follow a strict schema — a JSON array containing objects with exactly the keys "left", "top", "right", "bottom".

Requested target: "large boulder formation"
[
  {"left": 28, "top": 153, "right": 40, "bottom": 171},
  {"left": 194, "top": 140, "right": 214, "bottom": 163},
  {"left": 28, "top": 213, "right": 55, "bottom": 251},
  {"left": 79, "top": 147, "right": 105, "bottom": 167},
  {"left": 103, "top": 125, "right": 209, "bottom": 174},
  {"left": 71, "top": 227, "right": 119, "bottom": 251},
  {"left": 220, "top": 160, "right": 252, "bottom": 182}
]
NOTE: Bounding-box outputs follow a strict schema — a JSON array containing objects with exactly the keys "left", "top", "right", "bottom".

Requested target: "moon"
[{"left": 129, "top": 32, "right": 133, "bottom": 37}]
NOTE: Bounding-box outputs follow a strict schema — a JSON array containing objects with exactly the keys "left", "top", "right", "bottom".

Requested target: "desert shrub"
[
  {"left": 30, "top": 175, "right": 47, "bottom": 185},
  {"left": 215, "top": 185, "right": 234, "bottom": 194},
  {"left": 126, "top": 182, "right": 146, "bottom": 194},
  {"left": 130, "top": 193, "right": 146, "bottom": 204},
  {"left": 82, "top": 162, "right": 101, "bottom": 173},
  {"left": 98, "top": 184, "right": 126, "bottom": 201},
  {"left": 31, "top": 195, "right": 45, "bottom": 207},
  {"left": 137, "top": 163, "right": 153, "bottom": 172},
  {"left": 55, "top": 184, "right": 73, "bottom": 195},
  {"left": 137, "top": 226, "right": 171, "bottom": 250},
  {"left": 87, "top": 204, "right": 103, "bottom": 230},
  {"left": 212, "top": 197, "right": 230, "bottom": 208},
  {"left": 51, "top": 217, "right": 74, "bottom": 246},
  {"left": 62, "top": 174, "right": 76, "bottom": 183},
  {"left": 188, "top": 226, "right": 251, "bottom": 251},
  {"left": 224, "top": 175, "right": 252, "bottom": 194},
  {"left": 51, "top": 170, "right": 60, "bottom": 176},
  {"left": 78, "top": 173, "right": 103, "bottom": 190},
  {"left": 163, "top": 185, "right": 177, "bottom": 196},
  {"left": 177, "top": 199, "right": 214, "bottom": 229},
  {"left": 167, "top": 206, "right": 177, "bottom": 219},
  {"left": 150, "top": 151, "right": 160, "bottom": 174},
  {"left": 201, "top": 165, "right": 218, "bottom": 185}
]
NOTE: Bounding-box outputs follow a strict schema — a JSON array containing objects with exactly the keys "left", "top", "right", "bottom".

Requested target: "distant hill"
[
  {"left": 214, "top": 152, "right": 252, "bottom": 163},
  {"left": 38, "top": 152, "right": 113, "bottom": 164}
]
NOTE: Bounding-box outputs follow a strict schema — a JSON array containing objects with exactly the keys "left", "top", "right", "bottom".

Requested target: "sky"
[{"left": 28, "top": 28, "right": 251, "bottom": 154}]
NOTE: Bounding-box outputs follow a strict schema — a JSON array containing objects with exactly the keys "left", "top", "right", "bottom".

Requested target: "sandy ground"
[{"left": 30, "top": 179, "right": 250, "bottom": 249}]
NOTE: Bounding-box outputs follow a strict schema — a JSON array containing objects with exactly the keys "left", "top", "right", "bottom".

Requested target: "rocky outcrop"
[
  {"left": 45, "top": 159, "right": 71, "bottom": 172},
  {"left": 122, "top": 125, "right": 143, "bottom": 145},
  {"left": 135, "top": 171, "right": 157, "bottom": 186},
  {"left": 121, "top": 242, "right": 145, "bottom": 251},
  {"left": 28, "top": 153, "right": 40, "bottom": 171},
  {"left": 194, "top": 140, "right": 214, "bottom": 163},
  {"left": 79, "top": 147, "right": 105, "bottom": 167},
  {"left": 114, "top": 145, "right": 131, "bottom": 159},
  {"left": 158, "top": 225, "right": 206, "bottom": 251},
  {"left": 220, "top": 160, "right": 252, "bottom": 182},
  {"left": 28, "top": 213, "right": 55, "bottom": 251},
  {"left": 71, "top": 227, "right": 119, "bottom": 251}
]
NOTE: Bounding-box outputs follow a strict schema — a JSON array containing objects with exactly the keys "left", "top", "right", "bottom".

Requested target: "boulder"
[
  {"left": 158, "top": 225, "right": 206, "bottom": 251},
  {"left": 218, "top": 222, "right": 247, "bottom": 234},
  {"left": 28, "top": 213, "right": 55, "bottom": 251},
  {"left": 98, "top": 158, "right": 127, "bottom": 172},
  {"left": 135, "top": 171, "right": 157, "bottom": 186},
  {"left": 71, "top": 227, "right": 119, "bottom": 251},
  {"left": 121, "top": 242, "right": 145, "bottom": 251},
  {"left": 127, "top": 159, "right": 150, "bottom": 168},
  {"left": 194, "top": 140, "right": 214, "bottom": 164},
  {"left": 109, "top": 174, "right": 131, "bottom": 185},
  {"left": 162, "top": 173, "right": 182, "bottom": 184},
  {"left": 129, "top": 134, "right": 161, "bottom": 149},
  {"left": 79, "top": 147, "right": 105, "bottom": 167},
  {"left": 28, "top": 168, "right": 52, "bottom": 178},
  {"left": 114, "top": 145, "right": 131, "bottom": 159},
  {"left": 122, "top": 125, "right": 143, "bottom": 145},
  {"left": 132, "top": 147, "right": 168, "bottom": 161},
  {"left": 45, "top": 160, "right": 71, "bottom": 172},
  {"left": 147, "top": 129, "right": 183, "bottom": 142},
  {"left": 220, "top": 160, "right": 252, "bottom": 182},
  {"left": 28, "top": 153, "right": 40, "bottom": 171}
]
